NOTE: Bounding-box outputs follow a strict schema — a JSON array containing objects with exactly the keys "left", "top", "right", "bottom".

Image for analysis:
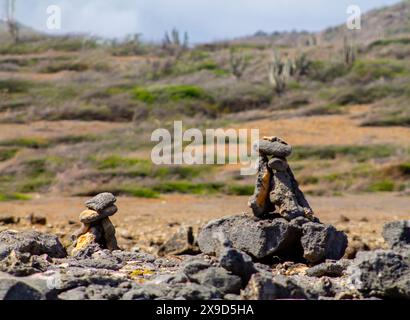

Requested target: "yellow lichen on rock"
[{"left": 71, "top": 232, "right": 96, "bottom": 256}]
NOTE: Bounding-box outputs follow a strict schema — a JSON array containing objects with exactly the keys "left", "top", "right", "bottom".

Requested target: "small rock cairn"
[
  {"left": 71, "top": 193, "right": 119, "bottom": 255},
  {"left": 248, "top": 136, "right": 314, "bottom": 220}
]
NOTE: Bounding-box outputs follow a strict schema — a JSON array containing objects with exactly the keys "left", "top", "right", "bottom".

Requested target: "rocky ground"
[{"left": 0, "top": 198, "right": 409, "bottom": 300}]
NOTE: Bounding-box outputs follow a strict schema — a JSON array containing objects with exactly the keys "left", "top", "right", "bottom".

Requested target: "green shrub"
[
  {"left": 0, "top": 148, "right": 18, "bottom": 162},
  {"left": 40, "top": 61, "right": 89, "bottom": 73},
  {"left": 309, "top": 61, "right": 350, "bottom": 82},
  {"left": 120, "top": 187, "right": 159, "bottom": 198},
  {"left": 367, "top": 180, "right": 395, "bottom": 192},
  {"left": 226, "top": 184, "right": 254, "bottom": 195},
  {"left": 153, "top": 181, "right": 224, "bottom": 194},
  {"left": 369, "top": 38, "right": 410, "bottom": 48},
  {"left": 132, "top": 85, "right": 209, "bottom": 104},
  {"left": 0, "top": 138, "right": 49, "bottom": 149},
  {"left": 96, "top": 155, "right": 149, "bottom": 170},
  {"left": 351, "top": 59, "right": 409, "bottom": 83},
  {"left": 292, "top": 145, "right": 395, "bottom": 161},
  {"left": 0, "top": 79, "right": 32, "bottom": 93},
  {"left": 0, "top": 193, "right": 31, "bottom": 201}
]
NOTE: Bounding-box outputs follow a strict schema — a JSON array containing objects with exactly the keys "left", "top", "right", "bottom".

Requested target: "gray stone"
[
  {"left": 347, "top": 250, "right": 410, "bottom": 299},
  {"left": 241, "top": 272, "right": 347, "bottom": 300},
  {"left": 80, "top": 205, "right": 118, "bottom": 224},
  {"left": 0, "top": 275, "right": 44, "bottom": 300},
  {"left": 382, "top": 220, "right": 410, "bottom": 251},
  {"left": 157, "top": 226, "right": 199, "bottom": 256},
  {"left": 218, "top": 247, "right": 256, "bottom": 282},
  {"left": 167, "top": 283, "right": 220, "bottom": 300},
  {"left": 85, "top": 192, "right": 116, "bottom": 212},
  {"left": 305, "top": 260, "right": 350, "bottom": 278},
  {"left": 188, "top": 267, "right": 242, "bottom": 295},
  {"left": 0, "top": 230, "right": 67, "bottom": 260},
  {"left": 58, "top": 284, "right": 128, "bottom": 300},
  {"left": 198, "top": 215, "right": 301, "bottom": 259},
  {"left": 182, "top": 259, "right": 211, "bottom": 276},
  {"left": 111, "top": 250, "right": 156, "bottom": 263},
  {"left": 241, "top": 273, "right": 310, "bottom": 300},
  {"left": 301, "top": 222, "right": 348, "bottom": 264},
  {"left": 0, "top": 251, "right": 50, "bottom": 276},
  {"left": 255, "top": 139, "right": 292, "bottom": 158},
  {"left": 122, "top": 284, "right": 170, "bottom": 300},
  {"left": 268, "top": 157, "right": 289, "bottom": 172}
]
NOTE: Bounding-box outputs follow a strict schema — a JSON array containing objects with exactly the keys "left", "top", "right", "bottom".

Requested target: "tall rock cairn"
[
  {"left": 71, "top": 193, "right": 120, "bottom": 255},
  {"left": 248, "top": 136, "right": 314, "bottom": 220}
]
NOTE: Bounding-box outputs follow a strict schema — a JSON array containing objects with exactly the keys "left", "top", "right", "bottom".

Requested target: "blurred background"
[{"left": 0, "top": 0, "right": 409, "bottom": 252}]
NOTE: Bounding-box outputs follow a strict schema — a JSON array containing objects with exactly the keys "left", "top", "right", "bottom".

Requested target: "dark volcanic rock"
[
  {"left": 301, "top": 223, "right": 348, "bottom": 264},
  {"left": 122, "top": 284, "right": 170, "bottom": 300},
  {"left": 188, "top": 267, "right": 242, "bottom": 295},
  {"left": 0, "top": 251, "right": 51, "bottom": 276},
  {"left": 218, "top": 247, "right": 257, "bottom": 282},
  {"left": 0, "top": 273, "right": 44, "bottom": 300},
  {"left": 241, "top": 273, "right": 311, "bottom": 300},
  {"left": 305, "top": 260, "right": 350, "bottom": 278},
  {"left": 382, "top": 220, "right": 410, "bottom": 251},
  {"left": 59, "top": 284, "right": 128, "bottom": 300},
  {"left": 85, "top": 192, "right": 116, "bottom": 212},
  {"left": 182, "top": 259, "right": 211, "bottom": 276},
  {"left": 157, "top": 226, "right": 199, "bottom": 256},
  {"left": 197, "top": 215, "right": 301, "bottom": 259},
  {"left": 167, "top": 283, "right": 220, "bottom": 300},
  {"left": 347, "top": 250, "right": 410, "bottom": 299},
  {"left": 0, "top": 230, "right": 67, "bottom": 260}
]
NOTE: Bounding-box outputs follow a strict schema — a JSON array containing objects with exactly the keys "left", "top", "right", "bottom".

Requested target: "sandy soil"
[
  {"left": 1, "top": 193, "right": 409, "bottom": 252},
  {"left": 243, "top": 114, "right": 410, "bottom": 147},
  {"left": 0, "top": 120, "right": 127, "bottom": 141}
]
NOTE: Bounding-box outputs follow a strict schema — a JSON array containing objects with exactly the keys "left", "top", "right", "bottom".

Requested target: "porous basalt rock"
[
  {"left": 0, "top": 230, "right": 66, "bottom": 260},
  {"left": 347, "top": 250, "right": 410, "bottom": 299},
  {"left": 301, "top": 223, "right": 348, "bottom": 264},
  {"left": 197, "top": 215, "right": 301, "bottom": 259}
]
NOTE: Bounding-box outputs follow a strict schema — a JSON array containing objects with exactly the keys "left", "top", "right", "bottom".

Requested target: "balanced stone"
[
  {"left": 85, "top": 193, "right": 116, "bottom": 212},
  {"left": 79, "top": 205, "right": 118, "bottom": 224},
  {"left": 71, "top": 193, "right": 120, "bottom": 254},
  {"left": 254, "top": 137, "right": 292, "bottom": 158}
]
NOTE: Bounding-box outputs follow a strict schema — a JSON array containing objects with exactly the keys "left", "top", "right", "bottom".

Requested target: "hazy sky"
[{"left": 5, "top": 0, "right": 403, "bottom": 43}]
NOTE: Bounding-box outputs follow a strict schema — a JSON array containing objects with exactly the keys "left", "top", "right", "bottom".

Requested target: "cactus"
[
  {"left": 293, "top": 52, "right": 311, "bottom": 80},
  {"left": 229, "top": 48, "right": 249, "bottom": 80},
  {"left": 162, "top": 28, "right": 189, "bottom": 56},
  {"left": 268, "top": 51, "right": 291, "bottom": 96},
  {"left": 4, "top": 0, "right": 19, "bottom": 43},
  {"left": 343, "top": 36, "right": 356, "bottom": 66}
]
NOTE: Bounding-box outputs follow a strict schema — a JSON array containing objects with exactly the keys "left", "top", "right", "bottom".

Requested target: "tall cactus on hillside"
[
  {"left": 268, "top": 51, "right": 292, "bottom": 96},
  {"left": 229, "top": 48, "right": 249, "bottom": 80},
  {"left": 293, "top": 52, "right": 311, "bottom": 80},
  {"left": 4, "top": 0, "right": 19, "bottom": 43},
  {"left": 343, "top": 36, "right": 356, "bottom": 66}
]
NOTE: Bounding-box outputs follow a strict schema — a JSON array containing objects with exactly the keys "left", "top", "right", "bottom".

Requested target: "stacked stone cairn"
[
  {"left": 198, "top": 136, "right": 348, "bottom": 264},
  {"left": 71, "top": 193, "right": 120, "bottom": 255},
  {"left": 248, "top": 136, "right": 314, "bottom": 220}
]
